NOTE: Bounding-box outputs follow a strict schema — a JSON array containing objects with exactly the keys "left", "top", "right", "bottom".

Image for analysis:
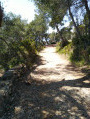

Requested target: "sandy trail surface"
[
  {"left": 4, "top": 47, "right": 90, "bottom": 119},
  {"left": 31, "top": 47, "right": 84, "bottom": 82}
]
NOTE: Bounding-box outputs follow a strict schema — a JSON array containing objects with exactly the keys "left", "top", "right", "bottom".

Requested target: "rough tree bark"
[{"left": 67, "top": 0, "right": 81, "bottom": 38}]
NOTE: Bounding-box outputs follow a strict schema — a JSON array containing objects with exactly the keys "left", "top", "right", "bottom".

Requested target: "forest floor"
[{"left": 3, "top": 46, "right": 90, "bottom": 119}]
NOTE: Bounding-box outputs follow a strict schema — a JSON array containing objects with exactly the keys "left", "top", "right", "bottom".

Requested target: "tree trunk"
[
  {"left": 82, "top": 0, "right": 90, "bottom": 36},
  {"left": 84, "top": 16, "right": 88, "bottom": 36},
  {"left": 45, "top": 38, "right": 48, "bottom": 44},
  {"left": 56, "top": 24, "right": 64, "bottom": 41},
  {"left": 40, "top": 35, "right": 45, "bottom": 45},
  {"left": 67, "top": 0, "right": 81, "bottom": 38},
  {"left": 0, "top": 3, "right": 3, "bottom": 27},
  {"left": 56, "top": 24, "right": 68, "bottom": 47}
]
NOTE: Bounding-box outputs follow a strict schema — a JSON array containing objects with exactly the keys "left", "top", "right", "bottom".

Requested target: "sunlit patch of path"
[{"left": 30, "top": 47, "right": 84, "bottom": 82}]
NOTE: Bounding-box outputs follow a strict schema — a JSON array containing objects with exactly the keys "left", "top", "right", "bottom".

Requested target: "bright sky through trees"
[
  {"left": 0, "top": 0, "right": 36, "bottom": 23},
  {"left": 0, "top": 0, "right": 70, "bottom": 33},
  {"left": 0, "top": 0, "right": 57, "bottom": 33}
]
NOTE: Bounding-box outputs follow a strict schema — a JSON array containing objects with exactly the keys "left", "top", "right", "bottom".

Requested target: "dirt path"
[
  {"left": 4, "top": 47, "right": 90, "bottom": 119},
  {"left": 31, "top": 47, "right": 84, "bottom": 82}
]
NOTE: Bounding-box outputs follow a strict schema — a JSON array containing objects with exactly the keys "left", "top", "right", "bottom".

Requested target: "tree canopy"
[{"left": 0, "top": 0, "right": 90, "bottom": 71}]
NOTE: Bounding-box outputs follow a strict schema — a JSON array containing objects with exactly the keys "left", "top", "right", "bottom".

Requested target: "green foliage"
[
  {"left": 0, "top": 13, "right": 45, "bottom": 71},
  {"left": 61, "top": 27, "right": 72, "bottom": 40},
  {"left": 34, "top": 0, "right": 90, "bottom": 66},
  {"left": 56, "top": 39, "right": 69, "bottom": 49},
  {"left": 70, "top": 36, "right": 90, "bottom": 65},
  {"left": 57, "top": 35, "right": 90, "bottom": 66},
  {"left": 49, "top": 32, "right": 56, "bottom": 43},
  {"left": 56, "top": 42, "right": 72, "bottom": 56},
  {"left": 1, "top": 0, "right": 90, "bottom": 71},
  {"left": 36, "top": 42, "right": 44, "bottom": 51},
  {"left": 26, "top": 12, "right": 48, "bottom": 45}
]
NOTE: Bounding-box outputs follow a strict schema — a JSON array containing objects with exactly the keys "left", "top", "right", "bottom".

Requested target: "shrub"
[{"left": 70, "top": 35, "right": 90, "bottom": 65}]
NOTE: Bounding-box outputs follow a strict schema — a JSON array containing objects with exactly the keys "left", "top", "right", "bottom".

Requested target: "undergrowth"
[
  {"left": 56, "top": 41, "right": 72, "bottom": 58},
  {"left": 56, "top": 38, "right": 90, "bottom": 66}
]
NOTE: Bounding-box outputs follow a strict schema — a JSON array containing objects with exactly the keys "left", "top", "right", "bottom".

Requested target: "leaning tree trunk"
[
  {"left": 56, "top": 24, "right": 64, "bottom": 41},
  {"left": 0, "top": 3, "right": 3, "bottom": 27},
  {"left": 39, "top": 35, "right": 45, "bottom": 45},
  {"left": 84, "top": 15, "right": 88, "bottom": 36},
  {"left": 67, "top": 0, "right": 81, "bottom": 38},
  {"left": 45, "top": 37, "right": 48, "bottom": 45},
  {"left": 82, "top": 0, "right": 90, "bottom": 36},
  {"left": 56, "top": 24, "right": 68, "bottom": 48}
]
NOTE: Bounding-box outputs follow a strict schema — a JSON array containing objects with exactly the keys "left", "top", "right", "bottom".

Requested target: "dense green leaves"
[
  {"left": 26, "top": 12, "right": 48, "bottom": 46},
  {"left": 33, "top": 0, "right": 90, "bottom": 64},
  {"left": 0, "top": 13, "right": 46, "bottom": 71},
  {"left": 0, "top": 0, "right": 90, "bottom": 71}
]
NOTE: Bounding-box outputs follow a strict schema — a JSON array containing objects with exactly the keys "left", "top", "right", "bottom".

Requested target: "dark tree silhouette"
[{"left": 0, "top": 3, "right": 3, "bottom": 27}]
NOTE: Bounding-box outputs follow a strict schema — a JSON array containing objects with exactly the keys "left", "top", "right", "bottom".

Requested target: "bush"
[
  {"left": 56, "top": 35, "right": 90, "bottom": 66},
  {"left": 57, "top": 40, "right": 68, "bottom": 49},
  {"left": 56, "top": 42, "right": 72, "bottom": 58},
  {"left": 70, "top": 36, "right": 90, "bottom": 65},
  {"left": 0, "top": 38, "right": 39, "bottom": 71}
]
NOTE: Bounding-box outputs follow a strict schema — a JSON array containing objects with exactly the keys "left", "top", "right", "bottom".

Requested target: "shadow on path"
[
  {"left": 3, "top": 54, "right": 90, "bottom": 119},
  {"left": 5, "top": 72, "right": 90, "bottom": 119}
]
